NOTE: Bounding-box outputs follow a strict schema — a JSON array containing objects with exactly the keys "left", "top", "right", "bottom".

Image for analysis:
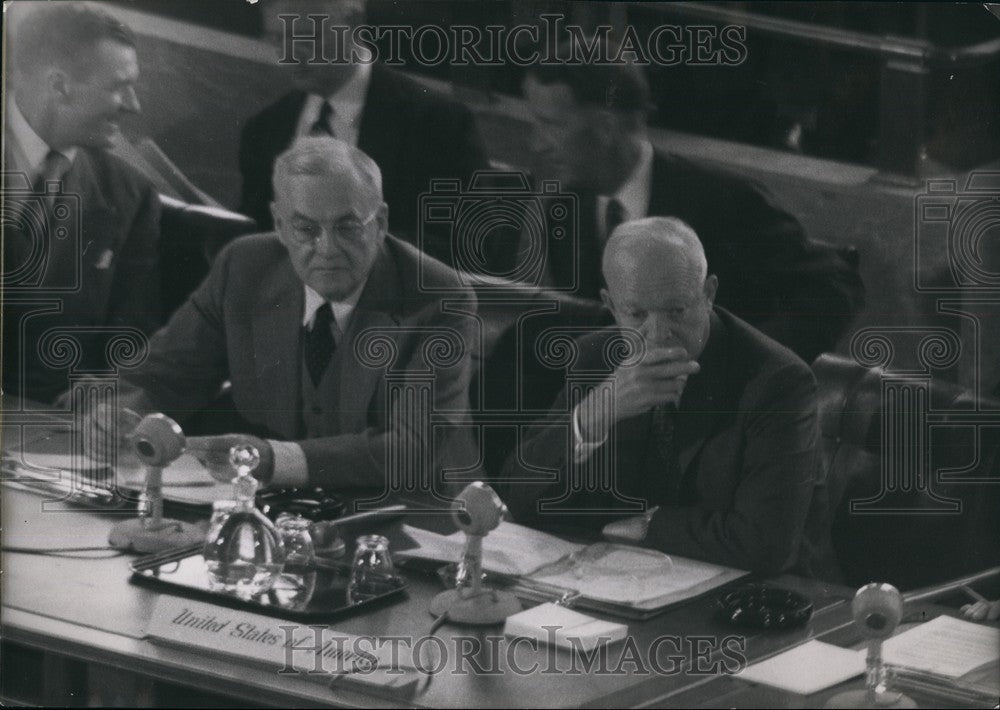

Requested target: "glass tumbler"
[
  {"left": 276, "top": 513, "right": 315, "bottom": 570},
  {"left": 348, "top": 534, "right": 396, "bottom": 601}
]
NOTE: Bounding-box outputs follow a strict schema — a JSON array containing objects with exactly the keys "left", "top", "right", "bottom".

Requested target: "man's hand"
[
  {"left": 186, "top": 434, "right": 275, "bottom": 484},
  {"left": 74, "top": 404, "right": 144, "bottom": 468},
  {"left": 53, "top": 376, "right": 115, "bottom": 411},
  {"left": 577, "top": 346, "right": 700, "bottom": 443},
  {"left": 961, "top": 599, "right": 1000, "bottom": 622}
]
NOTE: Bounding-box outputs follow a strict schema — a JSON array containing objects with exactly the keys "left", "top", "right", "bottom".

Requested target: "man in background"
[
  {"left": 239, "top": 0, "right": 488, "bottom": 268},
  {"left": 3, "top": 2, "right": 161, "bottom": 403},
  {"left": 519, "top": 45, "right": 865, "bottom": 363}
]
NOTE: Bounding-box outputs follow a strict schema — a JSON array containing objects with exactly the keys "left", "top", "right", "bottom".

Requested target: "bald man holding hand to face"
[{"left": 500, "top": 217, "right": 837, "bottom": 579}]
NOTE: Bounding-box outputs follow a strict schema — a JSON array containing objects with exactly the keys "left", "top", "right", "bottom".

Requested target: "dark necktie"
[
  {"left": 33, "top": 150, "right": 71, "bottom": 193},
  {"left": 5, "top": 152, "right": 71, "bottom": 282},
  {"left": 650, "top": 403, "right": 683, "bottom": 505},
  {"left": 604, "top": 198, "right": 626, "bottom": 241},
  {"left": 310, "top": 101, "right": 336, "bottom": 137},
  {"left": 304, "top": 303, "right": 335, "bottom": 386}
]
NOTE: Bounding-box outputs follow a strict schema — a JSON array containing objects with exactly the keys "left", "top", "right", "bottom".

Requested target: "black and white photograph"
[{"left": 1, "top": 0, "right": 998, "bottom": 706}]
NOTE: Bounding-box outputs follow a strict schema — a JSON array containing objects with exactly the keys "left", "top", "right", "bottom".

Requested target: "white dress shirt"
[{"left": 6, "top": 96, "right": 77, "bottom": 182}]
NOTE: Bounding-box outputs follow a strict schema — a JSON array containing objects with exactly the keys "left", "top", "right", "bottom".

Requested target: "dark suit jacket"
[
  {"left": 2, "top": 148, "right": 161, "bottom": 403},
  {"left": 238, "top": 65, "right": 488, "bottom": 263},
  {"left": 117, "top": 233, "right": 478, "bottom": 492},
  {"left": 545, "top": 151, "right": 865, "bottom": 362},
  {"left": 499, "top": 309, "right": 838, "bottom": 578}
]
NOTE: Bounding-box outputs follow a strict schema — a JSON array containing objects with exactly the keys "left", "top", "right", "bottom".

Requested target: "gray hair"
[
  {"left": 604, "top": 216, "right": 708, "bottom": 281},
  {"left": 272, "top": 136, "right": 383, "bottom": 204}
]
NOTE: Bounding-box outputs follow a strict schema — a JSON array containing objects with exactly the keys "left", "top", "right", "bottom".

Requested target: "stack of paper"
[
  {"left": 399, "top": 523, "right": 746, "bottom": 611},
  {"left": 880, "top": 615, "right": 1000, "bottom": 678},
  {"left": 504, "top": 602, "right": 628, "bottom": 652},
  {"left": 400, "top": 522, "right": 584, "bottom": 576},
  {"left": 5, "top": 448, "right": 229, "bottom": 506},
  {"left": 529, "top": 543, "right": 741, "bottom": 609},
  {"left": 739, "top": 615, "right": 1000, "bottom": 697},
  {"left": 739, "top": 641, "right": 865, "bottom": 695}
]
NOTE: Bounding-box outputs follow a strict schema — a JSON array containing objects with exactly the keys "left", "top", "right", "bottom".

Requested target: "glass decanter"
[{"left": 203, "top": 445, "right": 285, "bottom": 598}]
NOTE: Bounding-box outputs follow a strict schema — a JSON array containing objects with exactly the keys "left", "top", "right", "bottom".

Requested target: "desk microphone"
[
  {"left": 428, "top": 482, "right": 522, "bottom": 625},
  {"left": 108, "top": 413, "right": 205, "bottom": 553},
  {"left": 825, "top": 583, "right": 916, "bottom": 709}
]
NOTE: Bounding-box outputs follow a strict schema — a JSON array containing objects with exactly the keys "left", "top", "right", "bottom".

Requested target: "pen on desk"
[
  {"left": 327, "top": 503, "right": 409, "bottom": 527},
  {"left": 962, "top": 585, "right": 987, "bottom": 603}
]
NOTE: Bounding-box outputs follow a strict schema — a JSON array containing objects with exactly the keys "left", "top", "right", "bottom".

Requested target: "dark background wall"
[{"left": 60, "top": 2, "right": 1000, "bottom": 393}]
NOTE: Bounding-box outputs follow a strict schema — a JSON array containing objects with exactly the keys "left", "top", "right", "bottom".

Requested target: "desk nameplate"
[{"left": 148, "top": 596, "right": 422, "bottom": 698}]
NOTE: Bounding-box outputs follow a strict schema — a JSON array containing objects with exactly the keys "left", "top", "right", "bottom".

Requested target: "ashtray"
[
  {"left": 256, "top": 487, "right": 345, "bottom": 522},
  {"left": 716, "top": 583, "right": 813, "bottom": 630}
]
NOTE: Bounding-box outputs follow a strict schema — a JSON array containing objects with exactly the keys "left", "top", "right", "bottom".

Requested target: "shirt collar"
[
  {"left": 597, "top": 137, "right": 654, "bottom": 228},
  {"left": 6, "top": 95, "right": 78, "bottom": 178},
  {"left": 302, "top": 284, "right": 364, "bottom": 333}
]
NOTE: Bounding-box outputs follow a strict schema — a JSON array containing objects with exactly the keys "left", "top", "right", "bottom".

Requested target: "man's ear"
[
  {"left": 704, "top": 274, "right": 719, "bottom": 306},
  {"left": 376, "top": 202, "right": 389, "bottom": 234},
  {"left": 600, "top": 287, "right": 615, "bottom": 315},
  {"left": 269, "top": 202, "right": 281, "bottom": 232},
  {"left": 47, "top": 68, "right": 71, "bottom": 102}
]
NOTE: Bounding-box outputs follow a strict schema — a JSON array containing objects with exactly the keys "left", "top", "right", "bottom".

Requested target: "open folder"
[
  {"left": 2, "top": 434, "right": 229, "bottom": 508},
  {"left": 399, "top": 521, "right": 748, "bottom": 619}
]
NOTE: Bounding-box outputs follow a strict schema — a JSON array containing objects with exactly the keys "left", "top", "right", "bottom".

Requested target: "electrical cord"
[{"left": 415, "top": 611, "right": 452, "bottom": 690}]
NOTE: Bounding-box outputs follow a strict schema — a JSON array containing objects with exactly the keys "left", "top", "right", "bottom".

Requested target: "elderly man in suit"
[
  {"left": 500, "top": 217, "right": 837, "bottom": 578},
  {"left": 239, "top": 0, "right": 488, "bottom": 268},
  {"left": 2, "top": 3, "right": 161, "bottom": 403},
  {"left": 118, "top": 137, "right": 477, "bottom": 494},
  {"left": 518, "top": 45, "right": 865, "bottom": 363}
]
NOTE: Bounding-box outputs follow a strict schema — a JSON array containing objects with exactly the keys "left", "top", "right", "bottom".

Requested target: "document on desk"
[
  {"left": 3, "top": 445, "right": 229, "bottom": 507},
  {"left": 401, "top": 521, "right": 583, "bottom": 576},
  {"left": 400, "top": 522, "right": 746, "bottom": 614},
  {"left": 739, "top": 640, "right": 865, "bottom": 695},
  {"left": 879, "top": 615, "right": 1000, "bottom": 679}
]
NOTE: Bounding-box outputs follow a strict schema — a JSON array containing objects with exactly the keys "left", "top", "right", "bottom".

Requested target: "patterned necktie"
[
  {"left": 604, "top": 198, "right": 626, "bottom": 240},
  {"left": 651, "top": 403, "right": 683, "bottom": 505},
  {"left": 304, "top": 303, "right": 335, "bottom": 386},
  {"left": 310, "top": 101, "right": 336, "bottom": 137}
]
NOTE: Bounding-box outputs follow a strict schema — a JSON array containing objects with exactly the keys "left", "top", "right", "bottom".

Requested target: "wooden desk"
[{"left": 0, "top": 484, "right": 994, "bottom": 708}]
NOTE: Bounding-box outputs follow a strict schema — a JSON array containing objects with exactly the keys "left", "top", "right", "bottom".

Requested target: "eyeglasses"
[{"left": 286, "top": 210, "right": 379, "bottom": 246}]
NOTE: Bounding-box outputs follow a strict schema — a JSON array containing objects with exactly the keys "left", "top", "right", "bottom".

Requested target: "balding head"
[
  {"left": 604, "top": 217, "right": 707, "bottom": 290},
  {"left": 600, "top": 217, "right": 718, "bottom": 359}
]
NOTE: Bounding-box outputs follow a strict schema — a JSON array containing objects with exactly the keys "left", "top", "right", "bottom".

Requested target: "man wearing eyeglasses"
[
  {"left": 498, "top": 217, "right": 837, "bottom": 579},
  {"left": 116, "top": 137, "right": 477, "bottom": 495}
]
